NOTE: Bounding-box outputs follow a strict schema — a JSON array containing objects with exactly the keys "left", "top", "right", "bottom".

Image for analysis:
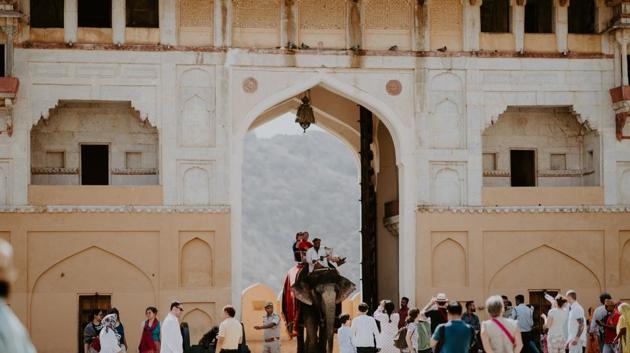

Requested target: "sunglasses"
[{"left": 177, "top": 306, "right": 184, "bottom": 312}]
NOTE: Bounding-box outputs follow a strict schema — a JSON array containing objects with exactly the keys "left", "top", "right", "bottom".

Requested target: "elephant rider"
[{"left": 305, "top": 238, "right": 346, "bottom": 273}]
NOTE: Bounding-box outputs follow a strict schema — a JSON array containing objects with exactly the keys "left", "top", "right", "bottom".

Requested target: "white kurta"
[
  {"left": 160, "top": 313, "right": 183, "bottom": 353},
  {"left": 305, "top": 247, "right": 329, "bottom": 272},
  {"left": 99, "top": 328, "right": 121, "bottom": 353}
]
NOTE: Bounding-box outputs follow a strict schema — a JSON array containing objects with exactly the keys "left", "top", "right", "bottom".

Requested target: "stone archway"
[
  {"left": 30, "top": 246, "right": 155, "bottom": 353},
  {"left": 232, "top": 74, "right": 414, "bottom": 308}
]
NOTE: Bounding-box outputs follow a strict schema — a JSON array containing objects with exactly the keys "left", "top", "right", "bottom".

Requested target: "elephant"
[{"left": 291, "top": 269, "right": 356, "bottom": 353}]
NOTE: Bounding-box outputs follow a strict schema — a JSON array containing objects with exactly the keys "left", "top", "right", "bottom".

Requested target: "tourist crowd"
[
  {"left": 341, "top": 292, "right": 629, "bottom": 353},
  {"left": 0, "top": 236, "right": 629, "bottom": 353}
]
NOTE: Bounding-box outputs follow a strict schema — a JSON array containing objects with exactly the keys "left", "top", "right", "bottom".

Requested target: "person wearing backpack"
[
  {"left": 480, "top": 295, "right": 523, "bottom": 353},
  {"left": 430, "top": 301, "right": 476, "bottom": 353}
]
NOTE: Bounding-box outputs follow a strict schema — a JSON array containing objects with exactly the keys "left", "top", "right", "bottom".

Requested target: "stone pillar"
[
  {"left": 348, "top": 0, "right": 362, "bottom": 49},
  {"left": 214, "top": 0, "right": 232, "bottom": 47},
  {"left": 64, "top": 0, "right": 77, "bottom": 43},
  {"left": 512, "top": 0, "right": 525, "bottom": 52},
  {"left": 160, "top": 0, "right": 177, "bottom": 45},
  {"left": 462, "top": 0, "right": 481, "bottom": 51},
  {"left": 555, "top": 0, "right": 568, "bottom": 53},
  {"left": 413, "top": 0, "right": 430, "bottom": 51},
  {"left": 1, "top": 25, "right": 15, "bottom": 76},
  {"left": 112, "top": 0, "right": 125, "bottom": 44},
  {"left": 616, "top": 30, "right": 630, "bottom": 86},
  {"left": 281, "top": 0, "right": 298, "bottom": 48}
]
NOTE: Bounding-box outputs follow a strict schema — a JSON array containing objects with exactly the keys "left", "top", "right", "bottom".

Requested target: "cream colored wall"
[
  {"left": 375, "top": 122, "right": 399, "bottom": 303},
  {"left": 416, "top": 209, "right": 630, "bottom": 318},
  {"left": 482, "top": 107, "right": 599, "bottom": 187},
  {"left": 30, "top": 101, "right": 159, "bottom": 186},
  {"left": 1, "top": 210, "right": 230, "bottom": 353}
]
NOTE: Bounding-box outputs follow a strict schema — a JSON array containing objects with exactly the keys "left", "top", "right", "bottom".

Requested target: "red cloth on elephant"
[{"left": 282, "top": 264, "right": 303, "bottom": 337}]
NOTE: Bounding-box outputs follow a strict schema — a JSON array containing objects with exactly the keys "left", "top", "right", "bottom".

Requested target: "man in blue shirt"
[
  {"left": 511, "top": 294, "right": 541, "bottom": 353},
  {"left": 430, "top": 301, "right": 474, "bottom": 353}
]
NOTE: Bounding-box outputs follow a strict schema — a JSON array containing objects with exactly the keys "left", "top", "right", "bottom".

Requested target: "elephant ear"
[
  {"left": 336, "top": 276, "right": 356, "bottom": 304},
  {"left": 292, "top": 280, "right": 314, "bottom": 306}
]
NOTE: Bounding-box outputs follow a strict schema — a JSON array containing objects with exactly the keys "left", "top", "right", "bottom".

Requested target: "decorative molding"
[
  {"left": 483, "top": 170, "right": 509, "bottom": 177},
  {"left": 111, "top": 168, "right": 159, "bottom": 175},
  {"left": 242, "top": 77, "right": 258, "bottom": 93},
  {"left": 386, "top": 80, "right": 402, "bottom": 96},
  {"left": 31, "top": 167, "right": 78, "bottom": 175},
  {"left": 417, "top": 205, "right": 630, "bottom": 214},
  {"left": 483, "top": 169, "right": 596, "bottom": 177},
  {"left": 383, "top": 215, "right": 399, "bottom": 237},
  {"left": 538, "top": 169, "right": 595, "bottom": 177},
  {"left": 0, "top": 205, "right": 231, "bottom": 214}
]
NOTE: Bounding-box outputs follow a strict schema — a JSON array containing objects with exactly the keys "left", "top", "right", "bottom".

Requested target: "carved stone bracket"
[
  {"left": 0, "top": 77, "right": 19, "bottom": 137},
  {"left": 609, "top": 86, "right": 630, "bottom": 140}
]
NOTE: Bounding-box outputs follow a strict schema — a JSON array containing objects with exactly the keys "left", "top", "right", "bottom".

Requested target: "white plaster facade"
[{"left": 1, "top": 0, "right": 630, "bottom": 313}]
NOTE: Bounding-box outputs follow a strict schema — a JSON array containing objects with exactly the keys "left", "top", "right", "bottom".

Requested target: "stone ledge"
[
  {"left": 0, "top": 205, "right": 231, "bottom": 214},
  {"left": 417, "top": 205, "right": 630, "bottom": 213}
]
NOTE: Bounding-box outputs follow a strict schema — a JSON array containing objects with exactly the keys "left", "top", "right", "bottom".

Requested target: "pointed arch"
[
  {"left": 182, "top": 308, "right": 214, "bottom": 343},
  {"left": 237, "top": 73, "right": 408, "bottom": 164},
  {"left": 432, "top": 238, "right": 467, "bottom": 286},
  {"left": 488, "top": 245, "right": 601, "bottom": 292},
  {"left": 180, "top": 237, "right": 213, "bottom": 287},
  {"left": 30, "top": 245, "right": 154, "bottom": 292}
]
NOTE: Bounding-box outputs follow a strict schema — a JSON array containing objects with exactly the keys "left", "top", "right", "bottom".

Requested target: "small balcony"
[{"left": 28, "top": 185, "right": 163, "bottom": 206}]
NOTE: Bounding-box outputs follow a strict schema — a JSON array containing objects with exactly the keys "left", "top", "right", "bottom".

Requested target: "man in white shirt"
[
  {"left": 566, "top": 290, "right": 586, "bottom": 353},
  {"left": 305, "top": 238, "right": 330, "bottom": 273},
  {"left": 160, "top": 301, "right": 184, "bottom": 353},
  {"left": 351, "top": 302, "right": 380, "bottom": 353},
  {"left": 217, "top": 305, "right": 243, "bottom": 353}
]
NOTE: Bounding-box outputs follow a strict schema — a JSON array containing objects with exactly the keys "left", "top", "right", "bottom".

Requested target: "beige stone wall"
[
  {"left": 364, "top": 0, "right": 413, "bottom": 50},
  {"left": 2, "top": 210, "right": 230, "bottom": 353},
  {"left": 232, "top": 0, "right": 280, "bottom": 48},
  {"left": 298, "top": 0, "right": 347, "bottom": 49},
  {"left": 416, "top": 209, "right": 630, "bottom": 319},
  {"left": 429, "top": 0, "right": 463, "bottom": 51},
  {"left": 30, "top": 101, "right": 159, "bottom": 186},
  {"left": 482, "top": 107, "right": 599, "bottom": 187},
  {"left": 179, "top": 0, "right": 214, "bottom": 46}
]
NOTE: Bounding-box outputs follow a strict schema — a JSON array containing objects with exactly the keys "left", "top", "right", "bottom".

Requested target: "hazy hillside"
[{"left": 242, "top": 131, "right": 361, "bottom": 292}]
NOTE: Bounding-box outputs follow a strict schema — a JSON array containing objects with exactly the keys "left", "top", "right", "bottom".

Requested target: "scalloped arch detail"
[
  {"left": 32, "top": 99, "right": 158, "bottom": 130},
  {"left": 484, "top": 103, "right": 597, "bottom": 131}
]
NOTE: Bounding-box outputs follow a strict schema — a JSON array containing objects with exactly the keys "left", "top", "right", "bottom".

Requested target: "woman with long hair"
[{"left": 375, "top": 300, "right": 400, "bottom": 353}]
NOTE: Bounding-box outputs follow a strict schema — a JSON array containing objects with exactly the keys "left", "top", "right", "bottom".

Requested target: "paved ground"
[{"left": 249, "top": 339, "right": 341, "bottom": 353}]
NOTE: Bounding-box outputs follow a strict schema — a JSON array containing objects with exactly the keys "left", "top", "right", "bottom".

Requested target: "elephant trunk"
[{"left": 321, "top": 284, "right": 337, "bottom": 353}]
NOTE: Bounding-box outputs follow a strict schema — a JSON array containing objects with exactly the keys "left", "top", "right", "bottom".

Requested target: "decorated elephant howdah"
[{"left": 290, "top": 268, "right": 356, "bottom": 353}]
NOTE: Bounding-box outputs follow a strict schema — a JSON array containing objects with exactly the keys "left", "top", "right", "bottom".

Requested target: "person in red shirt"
[
  {"left": 602, "top": 299, "right": 620, "bottom": 353},
  {"left": 398, "top": 297, "right": 409, "bottom": 329}
]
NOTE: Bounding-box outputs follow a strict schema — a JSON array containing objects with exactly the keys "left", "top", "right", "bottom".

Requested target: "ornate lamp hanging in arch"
[{"left": 295, "top": 90, "right": 315, "bottom": 132}]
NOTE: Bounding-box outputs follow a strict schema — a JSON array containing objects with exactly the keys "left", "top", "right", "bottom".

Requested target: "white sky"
[{"left": 253, "top": 112, "right": 324, "bottom": 138}]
